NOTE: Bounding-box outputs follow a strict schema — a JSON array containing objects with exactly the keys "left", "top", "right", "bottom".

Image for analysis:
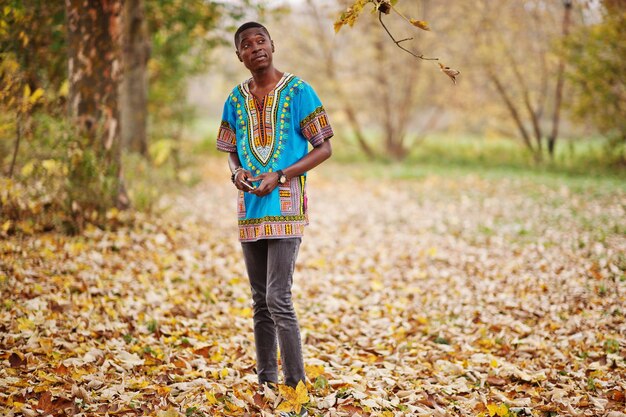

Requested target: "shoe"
[{"left": 278, "top": 409, "right": 308, "bottom": 417}]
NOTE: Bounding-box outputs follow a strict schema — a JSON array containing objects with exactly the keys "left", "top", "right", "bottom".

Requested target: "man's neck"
[{"left": 250, "top": 67, "right": 282, "bottom": 91}]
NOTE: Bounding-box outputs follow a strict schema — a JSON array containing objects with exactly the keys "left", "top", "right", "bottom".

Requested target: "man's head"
[
  {"left": 234, "top": 22, "right": 275, "bottom": 72},
  {"left": 234, "top": 22, "right": 271, "bottom": 49}
]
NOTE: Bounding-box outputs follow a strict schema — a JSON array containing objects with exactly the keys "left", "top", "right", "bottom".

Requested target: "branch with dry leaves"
[{"left": 334, "top": 0, "right": 460, "bottom": 85}]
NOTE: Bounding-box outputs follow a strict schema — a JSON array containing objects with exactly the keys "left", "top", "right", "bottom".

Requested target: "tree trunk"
[
  {"left": 66, "top": 0, "right": 129, "bottom": 209},
  {"left": 489, "top": 69, "right": 539, "bottom": 160},
  {"left": 603, "top": 0, "right": 626, "bottom": 11},
  {"left": 547, "top": 0, "right": 573, "bottom": 158},
  {"left": 120, "top": 0, "right": 150, "bottom": 156},
  {"left": 506, "top": 49, "right": 543, "bottom": 156},
  {"left": 374, "top": 33, "right": 407, "bottom": 160},
  {"left": 9, "top": 114, "right": 21, "bottom": 179}
]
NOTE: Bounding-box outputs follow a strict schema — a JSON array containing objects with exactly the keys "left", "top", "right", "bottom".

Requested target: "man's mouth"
[{"left": 253, "top": 55, "right": 267, "bottom": 62}]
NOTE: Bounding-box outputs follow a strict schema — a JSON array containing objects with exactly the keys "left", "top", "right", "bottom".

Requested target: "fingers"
[
  {"left": 247, "top": 174, "right": 264, "bottom": 182},
  {"left": 251, "top": 183, "right": 267, "bottom": 196},
  {"left": 252, "top": 182, "right": 276, "bottom": 196},
  {"left": 233, "top": 170, "right": 254, "bottom": 191},
  {"left": 239, "top": 172, "right": 278, "bottom": 196}
]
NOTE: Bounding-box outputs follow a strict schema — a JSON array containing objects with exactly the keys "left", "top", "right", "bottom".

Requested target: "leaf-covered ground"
[{"left": 1, "top": 158, "right": 625, "bottom": 417}]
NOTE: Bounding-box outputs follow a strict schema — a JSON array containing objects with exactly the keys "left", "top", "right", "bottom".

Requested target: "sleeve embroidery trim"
[
  {"left": 300, "top": 106, "right": 333, "bottom": 147},
  {"left": 216, "top": 120, "right": 237, "bottom": 152}
]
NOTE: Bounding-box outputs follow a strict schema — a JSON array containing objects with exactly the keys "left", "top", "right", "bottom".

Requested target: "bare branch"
[{"left": 377, "top": 12, "right": 438, "bottom": 61}]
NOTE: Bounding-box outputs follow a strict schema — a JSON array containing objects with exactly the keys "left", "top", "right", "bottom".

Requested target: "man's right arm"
[{"left": 228, "top": 152, "right": 252, "bottom": 191}]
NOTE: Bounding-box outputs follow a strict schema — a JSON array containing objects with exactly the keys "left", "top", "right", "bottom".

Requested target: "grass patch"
[{"left": 321, "top": 133, "right": 625, "bottom": 192}]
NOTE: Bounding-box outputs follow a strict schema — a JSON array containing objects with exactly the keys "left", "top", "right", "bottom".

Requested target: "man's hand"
[
  {"left": 234, "top": 169, "right": 255, "bottom": 192},
  {"left": 248, "top": 172, "right": 280, "bottom": 197}
]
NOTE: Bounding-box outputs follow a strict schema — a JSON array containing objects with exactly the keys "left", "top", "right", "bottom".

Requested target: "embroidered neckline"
[
  {"left": 242, "top": 72, "right": 290, "bottom": 101},
  {"left": 239, "top": 73, "right": 293, "bottom": 166}
]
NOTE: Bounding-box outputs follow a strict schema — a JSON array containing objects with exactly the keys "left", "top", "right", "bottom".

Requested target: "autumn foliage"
[{"left": 2, "top": 158, "right": 625, "bottom": 416}]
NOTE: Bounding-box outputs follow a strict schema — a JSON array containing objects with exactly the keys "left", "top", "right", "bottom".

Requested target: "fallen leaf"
[{"left": 276, "top": 381, "right": 309, "bottom": 413}]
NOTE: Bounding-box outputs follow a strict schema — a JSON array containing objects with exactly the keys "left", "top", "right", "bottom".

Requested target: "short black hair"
[{"left": 234, "top": 22, "right": 271, "bottom": 48}]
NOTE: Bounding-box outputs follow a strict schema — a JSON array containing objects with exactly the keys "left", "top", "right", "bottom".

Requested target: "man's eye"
[{"left": 258, "top": 39, "right": 265, "bottom": 43}]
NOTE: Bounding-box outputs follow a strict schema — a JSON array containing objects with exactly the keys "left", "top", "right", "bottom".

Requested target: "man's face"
[{"left": 236, "top": 27, "right": 274, "bottom": 72}]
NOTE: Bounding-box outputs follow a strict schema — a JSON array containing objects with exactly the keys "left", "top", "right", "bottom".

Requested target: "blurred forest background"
[{"left": 1, "top": 0, "right": 625, "bottom": 235}]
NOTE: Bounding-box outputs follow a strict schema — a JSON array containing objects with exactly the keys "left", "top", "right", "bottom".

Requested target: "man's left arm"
[{"left": 249, "top": 140, "right": 332, "bottom": 196}]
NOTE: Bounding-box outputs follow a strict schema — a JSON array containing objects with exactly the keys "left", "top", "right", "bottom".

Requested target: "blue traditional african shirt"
[{"left": 217, "top": 73, "right": 334, "bottom": 242}]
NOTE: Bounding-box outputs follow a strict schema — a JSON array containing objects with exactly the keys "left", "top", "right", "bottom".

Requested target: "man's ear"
[
  {"left": 236, "top": 50, "right": 242, "bottom": 62},
  {"left": 271, "top": 40, "right": 275, "bottom": 53}
]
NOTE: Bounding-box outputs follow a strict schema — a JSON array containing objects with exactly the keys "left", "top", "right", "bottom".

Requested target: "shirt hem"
[{"left": 238, "top": 220, "right": 308, "bottom": 242}]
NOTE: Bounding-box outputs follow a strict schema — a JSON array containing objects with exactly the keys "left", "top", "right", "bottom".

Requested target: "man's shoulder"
[
  {"left": 284, "top": 74, "right": 316, "bottom": 95},
  {"left": 223, "top": 82, "right": 247, "bottom": 103}
]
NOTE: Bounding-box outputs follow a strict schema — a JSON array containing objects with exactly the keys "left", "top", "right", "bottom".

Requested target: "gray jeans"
[{"left": 241, "top": 237, "right": 305, "bottom": 387}]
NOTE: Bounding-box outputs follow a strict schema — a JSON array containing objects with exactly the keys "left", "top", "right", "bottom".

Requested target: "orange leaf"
[{"left": 410, "top": 19, "right": 430, "bottom": 30}]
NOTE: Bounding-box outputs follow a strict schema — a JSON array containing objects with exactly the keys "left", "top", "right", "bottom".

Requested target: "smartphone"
[{"left": 242, "top": 179, "right": 256, "bottom": 190}]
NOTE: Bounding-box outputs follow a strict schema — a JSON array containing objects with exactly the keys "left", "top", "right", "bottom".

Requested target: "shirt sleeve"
[
  {"left": 216, "top": 96, "right": 237, "bottom": 153},
  {"left": 296, "top": 83, "right": 334, "bottom": 147}
]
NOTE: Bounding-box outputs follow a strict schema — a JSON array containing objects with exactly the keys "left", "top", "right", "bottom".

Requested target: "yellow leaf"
[
  {"left": 2, "top": 220, "right": 11, "bottom": 233},
  {"left": 59, "top": 80, "right": 69, "bottom": 97},
  {"left": 410, "top": 19, "right": 430, "bottom": 31},
  {"left": 371, "top": 280, "right": 384, "bottom": 291},
  {"left": 17, "top": 317, "right": 35, "bottom": 331},
  {"left": 19, "top": 31, "right": 29, "bottom": 46},
  {"left": 305, "top": 364, "right": 325, "bottom": 379},
  {"left": 29, "top": 87, "right": 44, "bottom": 104},
  {"left": 149, "top": 139, "right": 176, "bottom": 167},
  {"left": 220, "top": 368, "right": 228, "bottom": 378},
  {"left": 210, "top": 349, "right": 223, "bottom": 363},
  {"left": 21, "top": 160, "right": 35, "bottom": 177},
  {"left": 277, "top": 381, "right": 309, "bottom": 413},
  {"left": 334, "top": 0, "right": 370, "bottom": 33},
  {"left": 486, "top": 403, "right": 509, "bottom": 417},
  {"left": 41, "top": 159, "right": 60, "bottom": 173},
  {"left": 238, "top": 307, "right": 252, "bottom": 317},
  {"left": 156, "top": 407, "right": 180, "bottom": 417},
  {"left": 23, "top": 84, "right": 31, "bottom": 100},
  {"left": 128, "top": 379, "right": 150, "bottom": 389},
  {"left": 205, "top": 391, "right": 218, "bottom": 405},
  {"left": 490, "top": 359, "right": 498, "bottom": 368}
]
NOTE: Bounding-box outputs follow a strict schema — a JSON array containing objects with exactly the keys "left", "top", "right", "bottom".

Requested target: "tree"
[
  {"left": 563, "top": 1, "right": 626, "bottom": 162},
  {"left": 297, "top": 0, "right": 445, "bottom": 160},
  {"left": 120, "top": 0, "right": 150, "bottom": 156},
  {"left": 306, "top": 0, "right": 374, "bottom": 158},
  {"left": 0, "top": 0, "right": 66, "bottom": 176},
  {"left": 145, "top": 0, "right": 222, "bottom": 163},
  {"left": 547, "top": 0, "right": 573, "bottom": 157},
  {"left": 66, "top": 0, "right": 129, "bottom": 217},
  {"left": 463, "top": 0, "right": 574, "bottom": 162},
  {"left": 119, "top": 0, "right": 226, "bottom": 158}
]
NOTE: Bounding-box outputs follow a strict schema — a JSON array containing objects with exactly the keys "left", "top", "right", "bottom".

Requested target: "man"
[{"left": 216, "top": 21, "right": 333, "bottom": 416}]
